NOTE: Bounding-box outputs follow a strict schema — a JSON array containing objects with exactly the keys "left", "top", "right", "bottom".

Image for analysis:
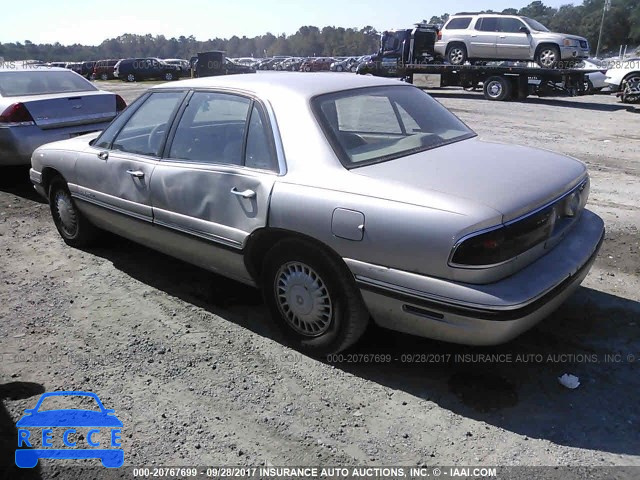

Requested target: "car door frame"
[
  {"left": 469, "top": 17, "right": 498, "bottom": 59},
  {"left": 496, "top": 17, "right": 533, "bottom": 60},
  {"left": 147, "top": 88, "right": 287, "bottom": 284}
]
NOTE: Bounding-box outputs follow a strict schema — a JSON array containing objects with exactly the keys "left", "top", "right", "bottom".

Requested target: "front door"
[
  {"left": 73, "top": 90, "right": 187, "bottom": 228},
  {"left": 496, "top": 17, "right": 533, "bottom": 60}
]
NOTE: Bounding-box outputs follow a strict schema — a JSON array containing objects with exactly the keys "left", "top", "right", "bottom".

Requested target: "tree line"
[{"left": 0, "top": 1, "right": 638, "bottom": 62}]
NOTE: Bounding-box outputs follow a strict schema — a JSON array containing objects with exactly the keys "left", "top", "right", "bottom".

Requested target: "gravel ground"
[{"left": 1, "top": 77, "right": 639, "bottom": 479}]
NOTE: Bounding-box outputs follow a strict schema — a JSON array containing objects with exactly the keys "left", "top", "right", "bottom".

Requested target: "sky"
[{"left": 3, "top": 0, "right": 579, "bottom": 46}]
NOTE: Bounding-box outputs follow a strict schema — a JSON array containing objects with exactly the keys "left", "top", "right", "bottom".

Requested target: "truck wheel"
[
  {"left": 536, "top": 45, "right": 560, "bottom": 68},
  {"left": 483, "top": 76, "right": 512, "bottom": 101},
  {"left": 261, "top": 239, "right": 369, "bottom": 356},
  {"left": 446, "top": 44, "right": 467, "bottom": 65}
]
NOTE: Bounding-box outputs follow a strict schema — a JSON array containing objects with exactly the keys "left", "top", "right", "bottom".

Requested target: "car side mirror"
[{"left": 519, "top": 26, "right": 530, "bottom": 34}]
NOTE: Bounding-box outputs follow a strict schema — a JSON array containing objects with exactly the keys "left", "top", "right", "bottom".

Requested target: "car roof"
[{"left": 151, "top": 72, "right": 412, "bottom": 100}]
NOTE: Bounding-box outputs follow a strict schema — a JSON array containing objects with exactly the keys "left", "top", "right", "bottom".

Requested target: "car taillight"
[
  {"left": 0, "top": 103, "right": 35, "bottom": 125},
  {"left": 115, "top": 95, "right": 127, "bottom": 112},
  {"left": 437, "top": 31, "right": 442, "bottom": 41},
  {"left": 451, "top": 207, "right": 556, "bottom": 266}
]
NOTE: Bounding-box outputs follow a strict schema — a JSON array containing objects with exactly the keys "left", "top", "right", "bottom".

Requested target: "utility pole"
[{"left": 596, "top": 0, "right": 611, "bottom": 58}]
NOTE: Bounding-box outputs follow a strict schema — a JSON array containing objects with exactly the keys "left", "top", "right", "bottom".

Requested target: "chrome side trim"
[
  {"left": 153, "top": 219, "right": 243, "bottom": 250},
  {"left": 69, "top": 183, "right": 152, "bottom": 223}
]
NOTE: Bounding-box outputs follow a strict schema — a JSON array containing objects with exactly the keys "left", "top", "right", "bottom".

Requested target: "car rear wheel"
[
  {"left": 483, "top": 76, "right": 512, "bottom": 101},
  {"left": 126, "top": 73, "right": 136, "bottom": 82},
  {"left": 49, "top": 177, "right": 98, "bottom": 247},
  {"left": 447, "top": 44, "right": 467, "bottom": 65},
  {"left": 100, "top": 73, "right": 108, "bottom": 81},
  {"left": 336, "top": 65, "right": 343, "bottom": 72},
  {"left": 262, "top": 239, "right": 369, "bottom": 356},
  {"left": 164, "top": 72, "right": 174, "bottom": 81},
  {"left": 536, "top": 45, "right": 560, "bottom": 68},
  {"left": 304, "top": 66, "right": 311, "bottom": 72}
]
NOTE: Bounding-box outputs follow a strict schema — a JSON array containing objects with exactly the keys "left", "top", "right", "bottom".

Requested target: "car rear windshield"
[
  {"left": 312, "top": 86, "right": 475, "bottom": 168},
  {"left": 445, "top": 17, "right": 472, "bottom": 29},
  {"left": 0, "top": 70, "right": 97, "bottom": 97}
]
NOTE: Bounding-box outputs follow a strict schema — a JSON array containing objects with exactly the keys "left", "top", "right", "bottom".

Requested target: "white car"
[
  {"left": 580, "top": 59, "right": 608, "bottom": 91},
  {"left": 604, "top": 58, "right": 640, "bottom": 103}
]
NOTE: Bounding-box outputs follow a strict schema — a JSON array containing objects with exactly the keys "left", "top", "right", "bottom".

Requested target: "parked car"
[
  {"left": 330, "top": 57, "right": 359, "bottom": 72},
  {"left": 578, "top": 58, "right": 608, "bottom": 92},
  {"left": 224, "top": 58, "right": 256, "bottom": 75},
  {"left": 114, "top": 58, "right": 181, "bottom": 82},
  {"left": 30, "top": 73, "right": 604, "bottom": 355},
  {"left": 604, "top": 58, "right": 640, "bottom": 103},
  {"left": 80, "top": 61, "right": 96, "bottom": 79},
  {"left": 300, "top": 57, "right": 335, "bottom": 72},
  {"left": 0, "top": 66, "right": 126, "bottom": 166},
  {"left": 93, "top": 59, "right": 119, "bottom": 81},
  {"left": 163, "top": 58, "right": 190, "bottom": 73},
  {"left": 434, "top": 13, "right": 590, "bottom": 68}
]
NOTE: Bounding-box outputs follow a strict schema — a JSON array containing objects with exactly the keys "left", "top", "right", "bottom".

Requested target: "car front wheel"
[
  {"left": 49, "top": 177, "right": 97, "bottom": 247},
  {"left": 100, "top": 73, "right": 108, "bottom": 81},
  {"left": 536, "top": 45, "right": 560, "bottom": 68},
  {"left": 262, "top": 240, "right": 369, "bottom": 356},
  {"left": 126, "top": 73, "right": 136, "bottom": 82},
  {"left": 164, "top": 72, "right": 174, "bottom": 81}
]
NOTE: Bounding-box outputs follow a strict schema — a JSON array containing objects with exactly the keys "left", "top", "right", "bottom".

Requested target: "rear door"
[
  {"left": 469, "top": 17, "right": 498, "bottom": 58},
  {"left": 496, "top": 17, "right": 532, "bottom": 60},
  {"left": 150, "top": 90, "right": 280, "bottom": 253}
]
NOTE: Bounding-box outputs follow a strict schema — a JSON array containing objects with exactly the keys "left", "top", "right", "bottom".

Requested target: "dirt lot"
[{"left": 1, "top": 77, "right": 639, "bottom": 478}]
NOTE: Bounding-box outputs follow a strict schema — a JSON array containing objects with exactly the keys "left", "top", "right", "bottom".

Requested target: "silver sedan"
[
  {"left": 0, "top": 65, "right": 126, "bottom": 165},
  {"left": 29, "top": 73, "right": 604, "bottom": 355}
]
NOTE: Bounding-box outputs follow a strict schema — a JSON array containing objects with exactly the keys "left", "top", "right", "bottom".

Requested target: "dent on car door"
[
  {"left": 74, "top": 91, "right": 186, "bottom": 223},
  {"left": 150, "top": 91, "right": 279, "bottom": 252}
]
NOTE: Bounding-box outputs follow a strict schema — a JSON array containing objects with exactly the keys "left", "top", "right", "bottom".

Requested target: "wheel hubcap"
[
  {"left": 450, "top": 49, "right": 464, "bottom": 64},
  {"left": 540, "top": 50, "right": 556, "bottom": 67},
  {"left": 274, "top": 262, "right": 333, "bottom": 337},
  {"left": 54, "top": 191, "right": 78, "bottom": 237},
  {"left": 487, "top": 81, "right": 503, "bottom": 98}
]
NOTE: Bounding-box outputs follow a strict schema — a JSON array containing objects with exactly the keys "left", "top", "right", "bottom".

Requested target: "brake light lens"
[
  {"left": 115, "top": 95, "right": 127, "bottom": 112},
  {"left": 0, "top": 103, "right": 35, "bottom": 125},
  {"left": 451, "top": 207, "right": 557, "bottom": 266},
  {"left": 437, "top": 31, "right": 442, "bottom": 41}
]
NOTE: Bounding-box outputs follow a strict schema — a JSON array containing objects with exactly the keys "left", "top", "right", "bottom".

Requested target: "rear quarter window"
[
  {"left": 0, "top": 71, "right": 97, "bottom": 97},
  {"left": 445, "top": 17, "right": 472, "bottom": 30}
]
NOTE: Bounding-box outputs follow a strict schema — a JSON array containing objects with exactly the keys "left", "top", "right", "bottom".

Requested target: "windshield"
[
  {"left": 0, "top": 70, "right": 97, "bottom": 97},
  {"left": 523, "top": 17, "right": 549, "bottom": 32},
  {"left": 37, "top": 395, "right": 102, "bottom": 412},
  {"left": 312, "top": 86, "right": 475, "bottom": 168}
]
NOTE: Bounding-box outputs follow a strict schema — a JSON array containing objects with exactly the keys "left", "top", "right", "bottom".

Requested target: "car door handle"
[
  {"left": 126, "top": 169, "right": 145, "bottom": 178},
  {"left": 97, "top": 151, "right": 109, "bottom": 160},
  {"left": 230, "top": 187, "right": 256, "bottom": 198},
  {"left": 499, "top": 35, "right": 506, "bottom": 38}
]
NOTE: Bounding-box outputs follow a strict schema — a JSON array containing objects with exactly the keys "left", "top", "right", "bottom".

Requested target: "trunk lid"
[
  {"left": 20, "top": 91, "right": 117, "bottom": 129},
  {"left": 352, "top": 138, "right": 587, "bottom": 223}
]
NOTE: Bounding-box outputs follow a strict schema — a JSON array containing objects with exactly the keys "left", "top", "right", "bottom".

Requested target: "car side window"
[
  {"left": 168, "top": 91, "right": 251, "bottom": 165},
  {"left": 498, "top": 18, "right": 527, "bottom": 33},
  {"left": 245, "top": 104, "right": 278, "bottom": 171},
  {"left": 111, "top": 91, "right": 185, "bottom": 157},
  {"left": 445, "top": 18, "right": 472, "bottom": 30},
  {"left": 477, "top": 17, "right": 498, "bottom": 32},
  {"left": 93, "top": 93, "right": 149, "bottom": 149}
]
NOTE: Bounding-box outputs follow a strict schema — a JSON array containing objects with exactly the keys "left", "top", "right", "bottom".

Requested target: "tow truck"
[{"left": 357, "top": 24, "right": 595, "bottom": 101}]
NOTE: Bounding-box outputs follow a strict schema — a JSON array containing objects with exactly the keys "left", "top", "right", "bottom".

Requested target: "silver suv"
[{"left": 434, "top": 13, "right": 590, "bottom": 68}]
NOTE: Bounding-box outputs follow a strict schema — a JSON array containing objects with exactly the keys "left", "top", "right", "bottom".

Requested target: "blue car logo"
[{"left": 15, "top": 391, "right": 123, "bottom": 468}]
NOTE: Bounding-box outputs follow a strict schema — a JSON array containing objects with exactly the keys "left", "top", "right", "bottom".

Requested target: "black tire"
[
  {"left": 49, "top": 177, "right": 98, "bottom": 247},
  {"left": 100, "top": 73, "right": 108, "bottom": 81},
  {"left": 582, "top": 78, "right": 594, "bottom": 95},
  {"left": 126, "top": 73, "right": 136, "bottom": 82},
  {"left": 446, "top": 43, "right": 467, "bottom": 65},
  {"left": 336, "top": 65, "right": 343, "bottom": 72},
  {"left": 164, "top": 72, "right": 174, "bottom": 81},
  {"left": 483, "top": 76, "right": 512, "bottom": 101},
  {"left": 536, "top": 45, "right": 561, "bottom": 68},
  {"left": 261, "top": 239, "right": 369, "bottom": 356},
  {"left": 621, "top": 73, "right": 640, "bottom": 104}
]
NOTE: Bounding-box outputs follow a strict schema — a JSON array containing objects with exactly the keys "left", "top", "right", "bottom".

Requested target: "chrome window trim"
[{"left": 448, "top": 177, "right": 589, "bottom": 269}]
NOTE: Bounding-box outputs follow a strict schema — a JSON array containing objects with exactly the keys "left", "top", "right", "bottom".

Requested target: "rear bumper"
[
  {"left": 347, "top": 209, "right": 604, "bottom": 345},
  {"left": 0, "top": 123, "right": 109, "bottom": 166}
]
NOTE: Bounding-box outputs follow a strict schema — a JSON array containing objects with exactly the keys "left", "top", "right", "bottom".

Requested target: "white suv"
[{"left": 434, "top": 13, "right": 590, "bottom": 68}]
